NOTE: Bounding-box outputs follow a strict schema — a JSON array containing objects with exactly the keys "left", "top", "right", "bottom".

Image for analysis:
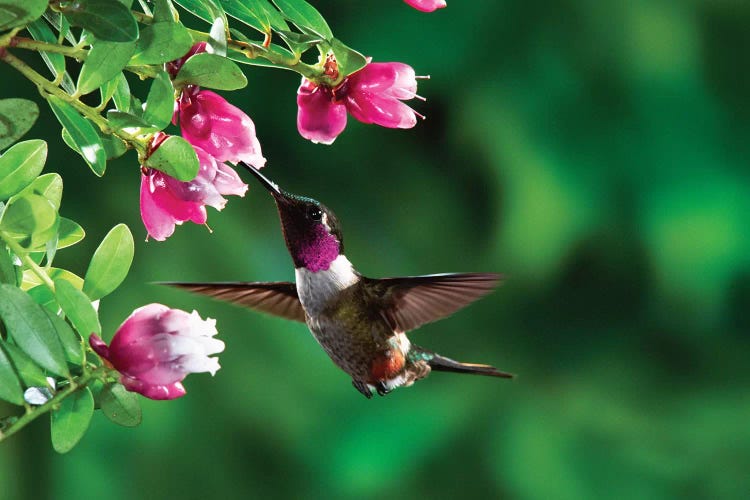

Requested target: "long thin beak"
[{"left": 237, "top": 162, "right": 282, "bottom": 197}]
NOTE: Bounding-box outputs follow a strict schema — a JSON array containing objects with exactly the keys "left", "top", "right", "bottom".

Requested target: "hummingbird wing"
[
  {"left": 365, "top": 273, "right": 502, "bottom": 333},
  {"left": 160, "top": 282, "right": 306, "bottom": 322}
]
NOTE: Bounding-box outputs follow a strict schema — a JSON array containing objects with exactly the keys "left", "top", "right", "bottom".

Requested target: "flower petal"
[
  {"left": 404, "top": 0, "right": 447, "bottom": 12},
  {"left": 296, "top": 78, "right": 347, "bottom": 145},
  {"left": 345, "top": 93, "right": 418, "bottom": 129}
]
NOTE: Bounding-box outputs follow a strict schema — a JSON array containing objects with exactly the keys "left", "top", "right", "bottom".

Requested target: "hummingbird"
[{"left": 165, "top": 163, "right": 513, "bottom": 398}]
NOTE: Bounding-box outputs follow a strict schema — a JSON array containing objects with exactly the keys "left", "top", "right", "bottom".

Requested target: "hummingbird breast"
[{"left": 295, "top": 255, "right": 408, "bottom": 383}]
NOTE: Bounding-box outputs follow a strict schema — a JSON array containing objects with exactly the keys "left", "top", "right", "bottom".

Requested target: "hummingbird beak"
[{"left": 237, "top": 162, "right": 285, "bottom": 200}]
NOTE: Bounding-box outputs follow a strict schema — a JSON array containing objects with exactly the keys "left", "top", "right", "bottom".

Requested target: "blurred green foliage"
[{"left": 1, "top": 1, "right": 749, "bottom": 499}]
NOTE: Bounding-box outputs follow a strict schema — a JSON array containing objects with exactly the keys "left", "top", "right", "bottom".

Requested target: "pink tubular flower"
[
  {"left": 169, "top": 42, "right": 266, "bottom": 168},
  {"left": 89, "top": 304, "right": 224, "bottom": 400},
  {"left": 177, "top": 86, "right": 266, "bottom": 168},
  {"left": 297, "top": 59, "right": 423, "bottom": 145},
  {"left": 404, "top": 0, "right": 446, "bottom": 12},
  {"left": 140, "top": 133, "right": 248, "bottom": 241}
]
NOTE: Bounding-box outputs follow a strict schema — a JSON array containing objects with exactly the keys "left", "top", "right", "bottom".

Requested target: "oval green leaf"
[
  {"left": 62, "top": 0, "right": 138, "bottom": 42},
  {"left": 0, "top": 284, "right": 69, "bottom": 377},
  {"left": 11, "top": 173, "right": 63, "bottom": 211},
  {"left": 330, "top": 38, "right": 367, "bottom": 77},
  {"left": 83, "top": 224, "right": 134, "bottom": 300},
  {"left": 143, "top": 71, "right": 175, "bottom": 129},
  {"left": 0, "top": 193, "right": 59, "bottom": 250},
  {"left": 143, "top": 135, "right": 199, "bottom": 181},
  {"left": 55, "top": 279, "right": 101, "bottom": 337},
  {"left": 57, "top": 217, "right": 85, "bottom": 249},
  {"left": 27, "top": 19, "right": 75, "bottom": 93},
  {"left": 130, "top": 22, "right": 194, "bottom": 65},
  {"left": 0, "top": 244, "right": 16, "bottom": 285},
  {"left": 0, "top": 0, "right": 47, "bottom": 31},
  {"left": 174, "top": 52, "right": 247, "bottom": 90},
  {"left": 47, "top": 96, "right": 107, "bottom": 177},
  {"left": 0, "top": 139, "right": 47, "bottom": 200},
  {"left": 0, "top": 342, "right": 24, "bottom": 405},
  {"left": 51, "top": 387, "right": 94, "bottom": 453},
  {"left": 23, "top": 267, "right": 84, "bottom": 292},
  {"left": 100, "top": 382, "right": 142, "bottom": 427},
  {"left": 272, "top": 0, "right": 332, "bottom": 40},
  {"left": 0, "top": 98, "right": 40, "bottom": 151},
  {"left": 173, "top": 0, "right": 226, "bottom": 26},
  {"left": 78, "top": 39, "right": 137, "bottom": 95},
  {"left": 0, "top": 342, "right": 51, "bottom": 388},
  {"left": 43, "top": 309, "right": 84, "bottom": 366}
]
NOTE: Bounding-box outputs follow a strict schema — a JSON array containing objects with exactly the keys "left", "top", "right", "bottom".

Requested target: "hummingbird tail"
[{"left": 414, "top": 349, "right": 515, "bottom": 379}]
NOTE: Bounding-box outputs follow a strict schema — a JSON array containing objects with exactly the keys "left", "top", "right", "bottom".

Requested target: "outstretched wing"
[
  {"left": 365, "top": 273, "right": 502, "bottom": 333},
  {"left": 161, "top": 282, "right": 306, "bottom": 323}
]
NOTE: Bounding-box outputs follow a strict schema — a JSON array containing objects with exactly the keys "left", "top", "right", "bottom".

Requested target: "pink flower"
[
  {"left": 89, "top": 304, "right": 224, "bottom": 400},
  {"left": 140, "top": 133, "right": 248, "bottom": 241},
  {"left": 297, "top": 59, "right": 423, "bottom": 145},
  {"left": 177, "top": 86, "right": 266, "bottom": 168},
  {"left": 404, "top": 0, "right": 446, "bottom": 12}
]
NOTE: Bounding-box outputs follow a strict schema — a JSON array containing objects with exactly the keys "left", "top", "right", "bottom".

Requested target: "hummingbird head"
[{"left": 239, "top": 163, "right": 343, "bottom": 272}]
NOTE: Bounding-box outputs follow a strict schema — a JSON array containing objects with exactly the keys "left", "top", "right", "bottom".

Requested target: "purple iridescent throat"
[{"left": 294, "top": 224, "right": 340, "bottom": 272}]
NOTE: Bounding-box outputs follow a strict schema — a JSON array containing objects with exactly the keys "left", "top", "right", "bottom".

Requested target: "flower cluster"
[
  {"left": 297, "top": 57, "right": 424, "bottom": 145},
  {"left": 140, "top": 43, "right": 265, "bottom": 241},
  {"left": 90, "top": 304, "right": 225, "bottom": 400}
]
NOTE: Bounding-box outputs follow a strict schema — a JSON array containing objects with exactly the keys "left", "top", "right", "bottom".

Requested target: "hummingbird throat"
[{"left": 294, "top": 224, "right": 340, "bottom": 272}]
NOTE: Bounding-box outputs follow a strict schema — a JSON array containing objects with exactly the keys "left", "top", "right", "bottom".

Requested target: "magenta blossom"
[
  {"left": 169, "top": 43, "right": 265, "bottom": 167},
  {"left": 89, "top": 304, "right": 224, "bottom": 400},
  {"left": 404, "top": 0, "right": 446, "bottom": 12},
  {"left": 140, "top": 133, "right": 248, "bottom": 241},
  {"left": 177, "top": 86, "right": 266, "bottom": 168},
  {"left": 297, "top": 59, "right": 423, "bottom": 145}
]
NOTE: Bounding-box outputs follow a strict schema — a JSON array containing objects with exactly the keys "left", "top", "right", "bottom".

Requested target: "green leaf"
[
  {"left": 0, "top": 244, "right": 16, "bottom": 285},
  {"left": 83, "top": 224, "right": 134, "bottom": 300},
  {"left": 272, "top": 0, "right": 332, "bottom": 40},
  {"left": 0, "top": 342, "right": 24, "bottom": 405},
  {"left": 226, "top": 0, "right": 289, "bottom": 32},
  {"left": 143, "top": 135, "right": 200, "bottom": 181},
  {"left": 143, "top": 71, "right": 175, "bottom": 130},
  {"left": 276, "top": 30, "right": 322, "bottom": 56},
  {"left": 0, "top": 194, "right": 59, "bottom": 251},
  {"left": 0, "top": 284, "right": 69, "bottom": 377},
  {"left": 330, "top": 38, "right": 367, "bottom": 77},
  {"left": 0, "top": 98, "right": 40, "bottom": 151},
  {"left": 0, "top": 140, "right": 48, "bottom": 200},
  {"left": 99, "top": 383, "right": 142, "bottom": 427},
  {"left": 24, "top": 268, "right": 83, "bottom": 292},
  {"left": 62, "top": 0, "right": 138, "bottom": 43},
  {"left": 47, "top": 96, "right": 107, "bottom": 177},
  {"left": 77, "top": 39, "right": 137, "bottom": 95},
  {"left": 11, "top": 173, "right": 63, "bottom": 211},
  {"left": 130, "top": 22, "right": 194, "bottom": 65},
  {"left": 27, "top": 20, "right": 75, "bottom": 93},
  {"left": 57, "top": 218, "right": 85, "bottom": 249},
  {"left": 174, "top": 52, "right": 247, "bottom": 90},
  {"left": 0, "top": 342, "right": 51, "bottom": 388},
  {"left": 43, "top": 309, "right": 84, "bottom": 366},
  {"left": 26, "top": 283, "right": 57, "bottom": 311},
  {"left": 54, "top": 279, "right": 101, "bottom": 338},
  {"left": 0, "top": 0, "right": 47, "bottom": 30},
  {"left": 105, "top": 111, "right": 158, "bottom": 134},
  {"left": 51, "top": 387, "right": 94, "bottom": 453},
  {"left": 173, "top": 0, "right": 226, "bottom": 26},
  {"left": 99, "top": 76, "right": 119, "bottom": 109},
  {"left": 111, "top": 73, "right": 131, "bottom": 112},
  {"left": 153, "top": 0, "right": 176, "bottom": 22}
]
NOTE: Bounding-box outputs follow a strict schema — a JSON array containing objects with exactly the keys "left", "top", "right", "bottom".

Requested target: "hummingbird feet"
[
  {"left": 375, "top": 382, "right": 391, "bottom": 397},
  {"left": 352, "top": 380, "right": 392, "bottom": 398},
  {"left": 352, "top": 380, "right": 373, "bottom": 399}
]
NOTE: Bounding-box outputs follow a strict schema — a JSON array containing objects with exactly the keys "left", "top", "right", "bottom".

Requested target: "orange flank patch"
[{"left": 370, "top": 349, "right": 406, "bottom": 382}]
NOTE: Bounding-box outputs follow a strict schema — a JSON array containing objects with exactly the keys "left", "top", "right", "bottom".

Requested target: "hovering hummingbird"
[{"left": 165, "top": 163, "right": 513, "bottom": 398}]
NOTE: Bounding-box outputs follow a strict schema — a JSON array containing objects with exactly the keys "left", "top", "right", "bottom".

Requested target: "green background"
[{"left": 1, "top": 0, "right": 749, "bottom": 498}]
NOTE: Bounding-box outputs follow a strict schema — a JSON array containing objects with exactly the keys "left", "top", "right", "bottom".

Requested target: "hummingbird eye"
[{"left": 307, "top": 206, "right": 323, "bottom": 221}]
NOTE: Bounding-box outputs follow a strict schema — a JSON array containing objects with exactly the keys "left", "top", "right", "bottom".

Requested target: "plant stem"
[
  {"left": 0, "top": 366, "right": 107, "bottom": 443},
  {"left": 0, "top": 234, "right": 56, "bottom": 291},
  {"left": 0, "top": 49, "right": 148, "bottom": 157},
  {"left": 9, "top": 37, "right": 86, "bottom": 59}
]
